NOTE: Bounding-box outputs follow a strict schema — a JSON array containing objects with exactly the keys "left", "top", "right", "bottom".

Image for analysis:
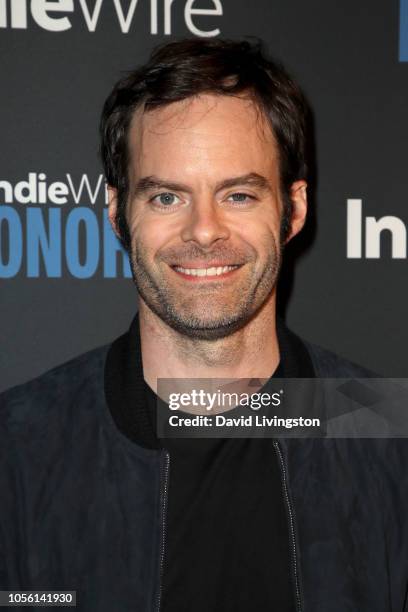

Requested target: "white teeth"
[{"left": 174, "top": 265, "right": 238, "bottom": 277}]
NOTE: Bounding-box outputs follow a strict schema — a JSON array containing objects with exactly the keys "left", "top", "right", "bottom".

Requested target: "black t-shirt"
[
  {"left": 105, "top": 316, "right": 315, "bottom": 611},
  {"left": 145, "top": 381, "right": 298, "bottom": 611}
]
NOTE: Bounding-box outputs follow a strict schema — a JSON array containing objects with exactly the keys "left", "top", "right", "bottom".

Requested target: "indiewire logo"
[
  {"left": 0, "top": 172, "right": 131, "bottom": 279},
  {"left": 400, "top": 0, "right": 408, "bottom": 61},
  {"left": 0, "top": 0, "right": 223, "bottom": 36},
  {"left": 347, "top": 199, "right": 407, "bottom": 259}
]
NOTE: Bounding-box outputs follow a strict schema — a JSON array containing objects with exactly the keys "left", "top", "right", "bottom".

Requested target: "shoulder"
[
  {"left": 293, "top": 336, "right": 408, "bottom": 477},
  {"left": 0, "top": 344, "right": 110, "bottom": 431},
  {"left": 302, "top": 339, "right": 378, "bottom": 378}
]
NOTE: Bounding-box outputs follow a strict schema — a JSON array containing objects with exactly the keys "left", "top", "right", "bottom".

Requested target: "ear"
[
  {"left": 284, "top": 180, "right": 308, "bottom": 244},
  {"left": 107, "top": 186, "right": 121, "bottom": 240}
]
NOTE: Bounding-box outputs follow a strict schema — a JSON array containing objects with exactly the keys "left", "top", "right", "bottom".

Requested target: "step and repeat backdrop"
[{"left": 1, "top": 0, "right": 408, "bottom": 391}]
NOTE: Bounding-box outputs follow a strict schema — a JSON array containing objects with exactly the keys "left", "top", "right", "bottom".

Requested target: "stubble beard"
[{"left": 128, "top": 235, "right": 283, "bottom": 341}]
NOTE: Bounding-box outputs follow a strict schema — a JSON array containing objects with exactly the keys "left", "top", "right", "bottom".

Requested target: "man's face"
[{"left": 111, "top": 94, "right": 306, "bottom": 339}]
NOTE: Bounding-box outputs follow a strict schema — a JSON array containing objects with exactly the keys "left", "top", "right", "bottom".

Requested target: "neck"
[{"left": 139, "top": 297, "right": 280, "bottom": 393}]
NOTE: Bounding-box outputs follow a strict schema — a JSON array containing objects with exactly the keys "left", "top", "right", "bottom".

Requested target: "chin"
[
  {"left": 154, "top": 304, "right": 255, "bottom": 341},
  {"left": 135, "top": 277, "right": 267, "bottom": 340},
  {"left": 170, "top": 320, "right": 246, "bottom": 341}
]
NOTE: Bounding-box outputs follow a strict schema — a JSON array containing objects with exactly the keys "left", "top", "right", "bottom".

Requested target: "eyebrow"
[{"left": 133, "top": 173, "right": 272, "bottom": 197}]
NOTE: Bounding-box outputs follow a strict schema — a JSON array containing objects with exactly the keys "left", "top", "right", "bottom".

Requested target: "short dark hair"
[{"left": 100, "top": 38, "right": 310, "bottom": 250}]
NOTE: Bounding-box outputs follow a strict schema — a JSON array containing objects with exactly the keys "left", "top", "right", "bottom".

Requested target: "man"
[{"left": 1, "top": 39, "right": 407, "bottom": 611}]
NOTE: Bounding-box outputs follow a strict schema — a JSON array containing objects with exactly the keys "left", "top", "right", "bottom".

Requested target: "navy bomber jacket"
[{"left": 0, "top": 319, "right": 407, "bottom": 611}]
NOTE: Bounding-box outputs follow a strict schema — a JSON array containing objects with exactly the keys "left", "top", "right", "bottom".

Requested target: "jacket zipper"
[
  {"left": 273, "top": 440, "right": 303, "bottom": 612},
  {"left": 156, "top": 450, "right": 170, "bottom": 612},
  {"left": 157, "top": 444, "right": 301, "bottom": 611}
]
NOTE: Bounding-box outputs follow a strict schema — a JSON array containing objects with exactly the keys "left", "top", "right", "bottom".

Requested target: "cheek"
[
  {"left": 128, "top": 214, "right": 177, "bottom": 257},
  {"left": 239, "top": 219, "right": 280, "bottom": 251}
]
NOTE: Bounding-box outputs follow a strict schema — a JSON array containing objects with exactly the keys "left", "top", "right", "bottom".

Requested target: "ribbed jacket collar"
[{"left": 104, "top": 314, "right": 315, "bottom": 449}]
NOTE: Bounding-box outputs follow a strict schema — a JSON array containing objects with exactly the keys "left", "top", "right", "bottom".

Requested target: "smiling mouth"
[{"left": 172, "top": 265, "right": 241, "bottom": 278}]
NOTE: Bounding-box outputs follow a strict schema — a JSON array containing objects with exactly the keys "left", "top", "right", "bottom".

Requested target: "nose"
[{"left": 180, "top": 197, "right": 230, "bottom": 247}]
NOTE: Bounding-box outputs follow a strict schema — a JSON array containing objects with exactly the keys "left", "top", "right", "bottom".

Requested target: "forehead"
[{"left": 128, "top": 94, "right": 279, "bottom": 182}]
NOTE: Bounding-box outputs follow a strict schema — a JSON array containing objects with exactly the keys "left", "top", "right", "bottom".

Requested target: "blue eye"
[
  {"left": 228, "top": 193, "right": 253, "bottom": 203},
  {"left": 153, "top": 192, "right": 180, "bottom": 206}
]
